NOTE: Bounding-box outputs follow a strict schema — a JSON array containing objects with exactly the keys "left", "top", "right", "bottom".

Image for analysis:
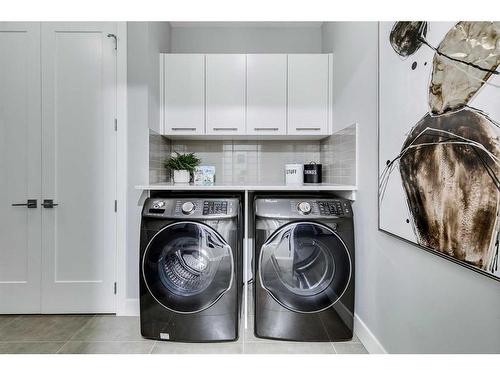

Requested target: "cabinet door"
[
  {"left": 206, "top": 54, "right": 246, "bottom": 135},
  {"left": 41, "top": 22, "right": 117, "bottom": 313},
  {"left": 246, "top": 54, "right": 287, "bottom": 135},
  {"left": 163, "top": 54, "right": 205, "bottom": 135},
  {"left": 0, "top": 22, "right": 42, "bottom": 313},
  {"left": 287, "top": 54, "right": 329, "bottom": 135}
]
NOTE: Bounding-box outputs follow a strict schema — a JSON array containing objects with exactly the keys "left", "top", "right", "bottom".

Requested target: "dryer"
[
  {"left": 254, "top": 196, "right": 354, "bottom": 341},
  {"left": 140, "top": 196, "right": 242, "bottom": 342}
]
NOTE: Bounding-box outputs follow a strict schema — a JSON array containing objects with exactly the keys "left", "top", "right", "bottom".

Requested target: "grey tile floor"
[{"left": 0, "top": 314, "right": 368, "bottom": 354}]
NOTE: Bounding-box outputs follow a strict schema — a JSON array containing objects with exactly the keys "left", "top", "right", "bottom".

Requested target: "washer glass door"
[
  {"left": 143, "top": 221, "right": 233, "bottom": 313},
  {"left": 259, "top": 222, "right": 351, "bottom": 313}
]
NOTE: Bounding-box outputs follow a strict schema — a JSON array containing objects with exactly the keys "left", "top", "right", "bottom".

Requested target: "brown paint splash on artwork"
[{"left": 399, "top": 108, "right": 500, "bottom": 269}]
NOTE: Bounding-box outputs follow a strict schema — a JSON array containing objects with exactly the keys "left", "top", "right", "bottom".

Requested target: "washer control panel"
[
  {"left": 202, "top": 200, "right": 228, "bottom": 215},
  {"left": 143, "top": 198, "right": 238, "bottom": 219},
  {"left": 256, "top": 198, "right": 352, "bottom": 219}
]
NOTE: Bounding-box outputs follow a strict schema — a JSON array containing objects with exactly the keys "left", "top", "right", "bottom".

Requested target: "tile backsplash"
[
  {"left": 171, "top": 140, "right": 321, "bottom": 185},
  {"left": 149, "top": 130, "right": 171, "bottom": 183},
  {"left": 320, "top": 124, "right": 357, "bottom": 185},
  {"left": 149, "top": 125, "right": 357, "bottom": 186}
]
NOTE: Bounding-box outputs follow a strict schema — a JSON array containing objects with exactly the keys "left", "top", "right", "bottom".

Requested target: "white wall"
[
  {"left": 127, "top": 22, "right": 170, "bottom": 301},
  {"left": 171, "top": 25, "right": 322, "bottom": 53},
  {"left": 322, "top": 22, "right": 500, "bottom": 354}
]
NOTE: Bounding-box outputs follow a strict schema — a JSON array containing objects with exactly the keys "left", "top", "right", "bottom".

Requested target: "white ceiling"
[{"left": 168, "top": 22, "right": 324, "bottom": 28}]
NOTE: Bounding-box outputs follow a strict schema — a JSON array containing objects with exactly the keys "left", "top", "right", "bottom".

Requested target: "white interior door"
[
  {"left": 41, "top": 22, "right": 117, "bottom": 313},
  {"left": 0, "top": 23, "right": 42, "bottom": 313},
  {"left": 163, "top": 54, "right": 205, "bottom": 136},
  {"left": 246, "top": 54, "right": 287, "bottom": 135},
  {"left": 287, "top": 54, "right": 329, "bottom": 135},
  {"left": 206, "top": 54, "right": 246, "bottom": 135}
]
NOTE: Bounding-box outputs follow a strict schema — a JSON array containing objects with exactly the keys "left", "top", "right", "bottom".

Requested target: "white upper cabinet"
[
  {"left": 205, "top": 54, "right": 246, "bottom": 135},
  {"left": 160, "top": 53, "right": 332, "bottom": 139},
  {"left": 287, "top": 54, "right": 330, "bottom": 135},
  {"left": 246, "top": 54, "right": 287, "bottom": 135},
  {"left": 162, "top": 54, "right": 205, "bottom": 135}
]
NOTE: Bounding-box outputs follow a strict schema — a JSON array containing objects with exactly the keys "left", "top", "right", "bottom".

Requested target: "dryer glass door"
[
  {"left": 259, "top": 222, "right": 351, "bottom": 313},
  {"left": 143, "top": 221, "right": 233, "bottom": 313}
]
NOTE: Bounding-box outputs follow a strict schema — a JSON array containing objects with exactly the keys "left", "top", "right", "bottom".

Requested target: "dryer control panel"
[
  {"left": 143, "top": 198, "right": 238, "bottom": 219},
  {"left": 256, "top": 198, "right": 352, "bottom": 219},
  {"left": 317, "top": 200, "right": 350, "bottom": 216}
]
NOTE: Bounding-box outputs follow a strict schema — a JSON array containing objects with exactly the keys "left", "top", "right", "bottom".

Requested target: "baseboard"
[
  {"left": 117, "top": 298, "right": 140, "bottom": 316},
  {"left": 354, "top": 313, "right": 387, "bottom": 354}
]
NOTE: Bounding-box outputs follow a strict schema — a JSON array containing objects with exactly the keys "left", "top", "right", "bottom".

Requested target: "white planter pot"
[{"left": 173, "top": 169, "right": 190, "bottom": 184}]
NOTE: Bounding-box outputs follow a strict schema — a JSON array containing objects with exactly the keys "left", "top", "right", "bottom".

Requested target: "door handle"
[
  {"left": 42, "top": 199, "right": 59, "bottom": 208},
  {"left": 12, "top": 199, "right": 37, "bottom": 208}
]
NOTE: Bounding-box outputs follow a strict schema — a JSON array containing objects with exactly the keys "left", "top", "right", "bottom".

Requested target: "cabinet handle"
[
  {"left": 213, "top": 127, "right": 238, "bottom": 131},
  {"left": 11, "top": 199, "right": 37, "bottom": 208},
  {"left": 254, "top": 127, "right": 279, "bottom": 131},
  {"left": 171, "top": 127, "right": 197, "bottom": 131},
  {"left": 295, "top": 127, "right": 321, "bottom": 131}
]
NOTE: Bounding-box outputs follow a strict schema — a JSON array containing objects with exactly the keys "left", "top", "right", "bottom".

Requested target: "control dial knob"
[
  {"left": 181, "top": 201, "right": 195, "bottom": 214},
  {"left": 297, "top": 201, "right": 312, "bottom": 214}
]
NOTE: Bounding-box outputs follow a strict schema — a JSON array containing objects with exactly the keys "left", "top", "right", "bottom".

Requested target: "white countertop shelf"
[
  {"left": 135, "top": 182, "right": 356, "bottom": 191},
  {"left": 135, "top": 182, "right": 357, "bottom": 199}
]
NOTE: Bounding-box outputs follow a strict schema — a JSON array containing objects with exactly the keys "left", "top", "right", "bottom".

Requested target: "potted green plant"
[{"left": 165, "top": 152, "right": 201, "bottom": 184}]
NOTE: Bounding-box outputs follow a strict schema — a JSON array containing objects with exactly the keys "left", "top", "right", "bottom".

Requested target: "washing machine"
[
  {"left": 254, "top": 195, "right": 354, "bottom": 341},
  {"left": 140, "top": 195, "right": 242, "bottom": 342}
]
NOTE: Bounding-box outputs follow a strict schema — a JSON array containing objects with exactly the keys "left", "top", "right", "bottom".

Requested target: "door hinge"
[
  {"left": 114, "top": 200, "right": 117, "bottom": 212},
  {"left": 107, "top": 33, "right": 117, "bottom": 50},
  {"left": 114, "top": 118, "right": 117, "bottom": 131},
  {"left": 113, "top": 282, "right": 117, "bottom": 295}
]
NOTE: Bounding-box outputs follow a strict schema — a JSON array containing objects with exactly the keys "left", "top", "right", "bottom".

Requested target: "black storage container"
[{"left": 303, "top": 162, "right": 322, "bottom": 183}]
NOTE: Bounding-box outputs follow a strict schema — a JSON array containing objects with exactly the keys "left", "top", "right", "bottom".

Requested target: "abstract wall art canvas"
[{"left": 378, "top": 21, "right": 500, "bottom": 280}]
